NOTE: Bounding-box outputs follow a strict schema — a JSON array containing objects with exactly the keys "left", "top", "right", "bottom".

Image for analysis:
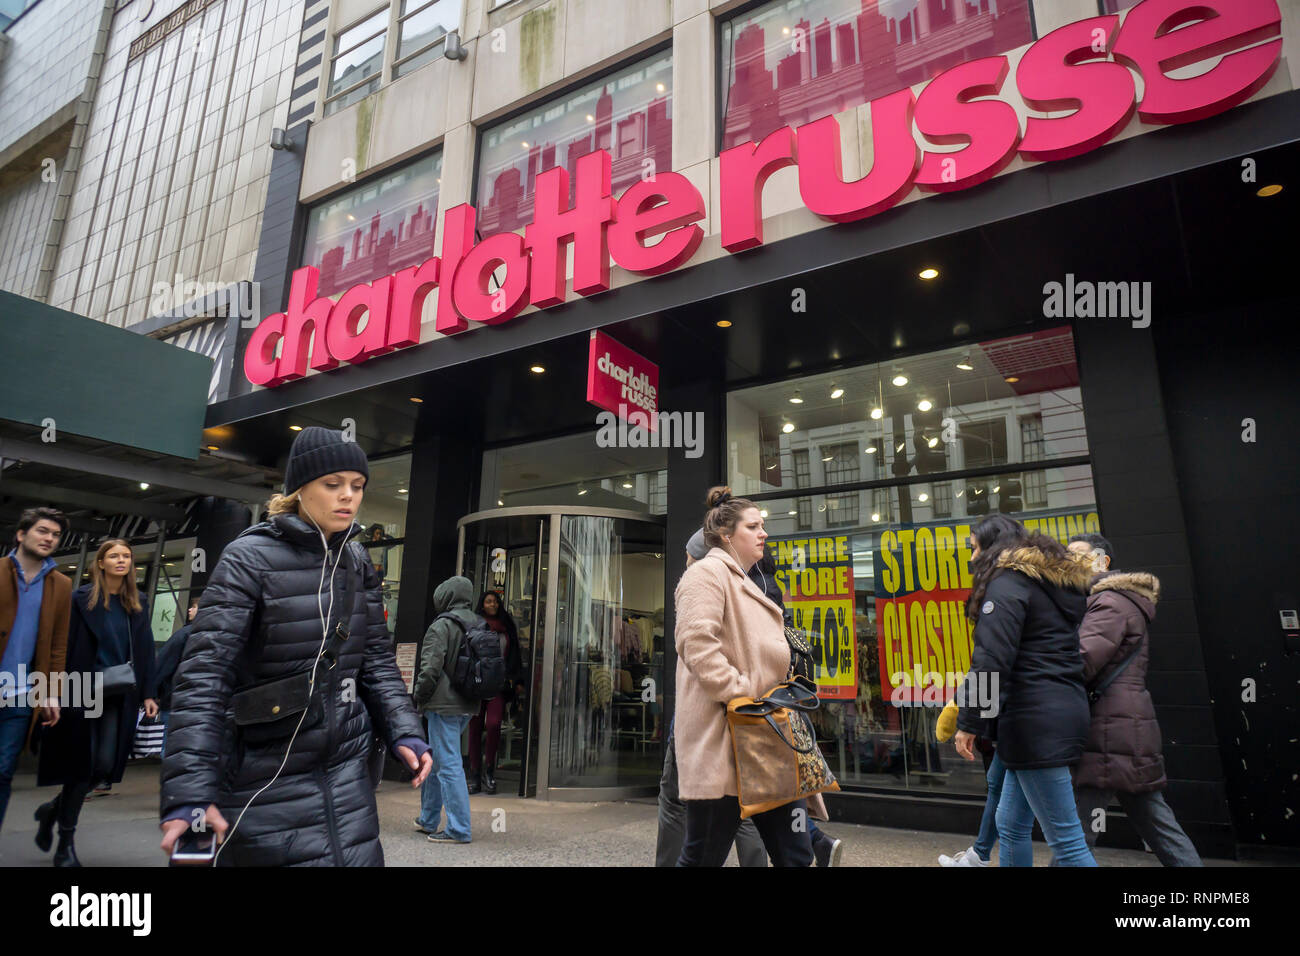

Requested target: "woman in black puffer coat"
[
  {"left": 158, "top": 428, "right": 431, "bottom": 866},
  {"left": 954, "top": 514, "right": 1096, "bottom": 866}
]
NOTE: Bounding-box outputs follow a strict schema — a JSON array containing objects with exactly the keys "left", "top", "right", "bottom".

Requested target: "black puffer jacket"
[
  {"left": 160, "top": 514, "right": 423, "bottom": 866},
  {"left": 957, "top": 545, "right": 1092, "bottom": 771}
]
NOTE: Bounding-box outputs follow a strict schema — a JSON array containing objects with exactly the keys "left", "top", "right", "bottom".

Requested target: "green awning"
[{"left": 0, "top": 290, "right": 211, "bottom": 459}]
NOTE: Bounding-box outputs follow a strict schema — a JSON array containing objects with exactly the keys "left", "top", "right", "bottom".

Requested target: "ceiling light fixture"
[
  {"left": 918, "top": 493, "right": 929, "bottom": 502},
  {"left": 622, "top": 481, "right": 633, "bottom": 489},
  {"left": 289, "top": 424, "right": 302, "bottom": 431},
  {"left": 891, "top": 369, "right": 908, "bottom": 387},
  {"left": 917, "top": 399, "right": 933, "bottom": 412},
  {"left": 789, "top": 391, "right": 803, "bottom": 404},
  {"left": 788, "top": 510, "right": 797, "bottom": 516},
  {"left": 205, "top": 445, "right": 219, "bottom": 451},
  {"left": 822, "top": 454, "right": 833, "bottom": 462},
  {"left": 896, "top": 442, "right": 905, "bottom": 453},
  {"left": 1004, "top": 376, "right": 1020, "bottom": 383},
  {"left": 927, "top": 436, "right": 939, "bottom": 448},
  {"left": 716, "top": 319, "right": 732, "bottom": 328},
  {"left": 530, "top": 365, "right": 545, "bottom": 374},
  {"left": 782, "top": 421, "right": 795, "bottom": 434},
  {"left": 956, "top": 490, "right": 964, "bottom": 498},
  {"left": 993, "top": 485, "right": 1001, "bottom": 493},
  {"left": 139, "top": 482, "right": 150, "bottom": 490},
  {"left": 409, "top": 396, "right": 424, "bottom": 403},
  {"left": 1257, "top": 184, "right": 1283, "bottom": 197},
  {"left": 397, "top": 488, "right": 408, "bottom": 494},
  {"left": 918, "top": 267, "right": 939, "bottom": 280},
  {"left": 830, "top": 385, "right": 844, "bottom": 399},
  {"left": 759, "top": 509, "right": 768, "bottom": 518},
  {"left": 870, "top": 406, "right": 883, "bottom": 420},
  {"left": 871, "top": 512, "right": 880, "bottom": 522},
  {"left": 497, "top": 499, "right": 504, "bottom": 506},
  {"left": 956, "top": 351, "right": 974, "bottom": 371},
  {"left": 865, "top": 445, "right": 877, "bottom": 454},
  {"left": 577, "top": 488, "right": 588, "bottom": 496}
]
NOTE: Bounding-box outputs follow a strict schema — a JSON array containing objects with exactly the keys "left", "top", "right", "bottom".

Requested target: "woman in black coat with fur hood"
[{"left": 954, "top": 515, "right": 1097, "bottom": 866}]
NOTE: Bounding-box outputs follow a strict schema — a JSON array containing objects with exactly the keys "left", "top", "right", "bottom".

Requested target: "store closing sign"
[
  {"left": 586, "top": 330, "right": 659, "bottom": 430},
  {"left": 244, "top": 0, "right": 1283, "bottom": 387},
  {"left": 769, "top": 535, "right": 858, "bottom": 701}
]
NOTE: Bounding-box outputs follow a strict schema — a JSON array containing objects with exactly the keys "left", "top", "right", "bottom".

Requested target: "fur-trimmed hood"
[
  {"left": 1090, "top": 570, "right": 1161, "bottom": 604},
  {"left": 995, "top": 545, "right": 1093, "bottom": 593}
]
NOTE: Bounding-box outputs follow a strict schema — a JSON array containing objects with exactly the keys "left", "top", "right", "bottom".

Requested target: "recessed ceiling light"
[
  {"left": 139, "top": 482, "right": 150, "bottom": 490},
  {"left": 865, "top": 445, "right": 877, "bottom": 454},
  {"left": 586, "top": 114, "right": 594, "bottom": 122},
  {"left": 656, "top": 83, "right": 665, "bottom": 93},
  {"left": 397, "top": 488, "right": 408, "bottom": 494},
  {"left": 577, "top": 488, "right": 588, "bottom": 495},
  {"left": 896, "top": 442, "right": 905, "bottom": 453},
  {"left": 1004, "top": 376, "right": 1020, "bottom": 383},
  {"left": 290, "top": 424, "right": 302, "bottom": 431},
  {"left": 622, "top": 481, "right": 633, "bottom": 489},
  {"left": 918, "top": 493, "right": 929, "bottom": 502},
  {"left": 830, "top": 386, "right": 844, "bottom": 399},
  {"left": 497, "top": 499, "right": 504, "bottom": 506},
  {"left": 521, "top": 141, "right": 529, "bottom": 149},
  {"left": 871, "top": 512, "right": 880, "bottom": 522},
  {"left": 822, "top": 455, "right": 833, "bottom": 462},
  {"left": 205, "top": 445, "right": 219, "bottom": 451},
  {"left": 766, "top": 462, "right": 778, "bottom": 470},
  {"left": 782, "top": 422, "right": 795, "bottom": 434},
  {"left": 870, "top": 407, "right": 883, "bottom": 420},
  {"left": 1257, "top": 184, "right": 1283, "bottom": 197},
  {"left": 917, "top": 399, "right": 933, "bottom": 412},
  {"left": 530, "top": 365, "right": 545, "bottom": 374},
  {"left": 788, "top": 510, "right": 797, "bottom": 515},
  {"left": 993, "top": 485, "right": 1001, "bottom": 493},
  {"left": 956, "top": 351, "right": 974, "bottom": 371},
  {"left": 716, "top": 319, "right": 732, "bottom": 328},
  {"left": 789, "top": 391, "right": 803, "bottom": 404},
  {"left": 409, "top": 396, "right": 424, "bottom": 403},
  {"left": 956, "top": 490, "right": 964, "bottom": 498},
  {"left": 891, "top": 370, "right": 908, "bottom": 387},
  {"left": 927, "top": 436, "right": 939, "bottom": 448},
  {"left": 919, "top": 267, "right": 939, "bottom": 280}
]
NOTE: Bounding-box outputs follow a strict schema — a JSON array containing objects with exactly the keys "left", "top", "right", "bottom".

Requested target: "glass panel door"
[{"left": 548, "top": 515, "right": 665, "bottom": 789}]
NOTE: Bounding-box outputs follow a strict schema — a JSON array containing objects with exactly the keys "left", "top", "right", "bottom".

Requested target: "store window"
[
  {"left": 719, "top": 0, "right": 1035, "bottom": 151},
  {"left": 727, "top": 327, "right": 1098, "bottom": 795},
  {"left": 476, "top": 51, "right": 673, "bottom": 235},
  {"left": 480, "top": 431, "right": 667, "bottom": 515},
  {"left": 300, "top": 151, "right": 443, "bottom": 298},
  {"left": 359, "top": 453, "right": 412, "bottom": 637},
  {"left": 324, "top": 0, "right": 464, "bottom": 115}
]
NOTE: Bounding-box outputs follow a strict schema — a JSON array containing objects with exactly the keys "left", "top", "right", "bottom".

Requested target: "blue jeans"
[
  {"left": 0, "top": 705, "right": 33, "bottom": 833},
  {"left": 973, "top": 750, "right": 1006, "bottom": 862},
  {"left": 996, "top": 766, "right": 1097, "bottom": 867},
  {"left": 418, "top": 713, "right": 472, "bottom": 842}
]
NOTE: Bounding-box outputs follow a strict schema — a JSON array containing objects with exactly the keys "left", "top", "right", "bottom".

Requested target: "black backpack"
[{"left": 437, "top": 613, "right": 507, "bottom": 700}]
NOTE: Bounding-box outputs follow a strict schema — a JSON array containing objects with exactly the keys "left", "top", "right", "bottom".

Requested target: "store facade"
[{"left": 199, "top": 0, "right": 1299, "bottom": 854}]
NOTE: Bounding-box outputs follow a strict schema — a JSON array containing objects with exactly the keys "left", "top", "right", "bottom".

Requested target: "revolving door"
[{"left": 457, "top": 507, "right": 666, "bottom": 800}]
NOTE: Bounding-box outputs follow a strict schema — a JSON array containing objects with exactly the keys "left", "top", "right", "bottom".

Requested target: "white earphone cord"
[{"left": 213, "top": 510, "right": 343, "bottom": 863}]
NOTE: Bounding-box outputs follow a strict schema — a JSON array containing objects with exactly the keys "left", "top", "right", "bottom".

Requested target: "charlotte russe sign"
[
  {"left": 243, "top": 0, "right": 1283, "bottom": 388},
  {"left": 586, "top": 330, "right": 659, "bottom": 429}
]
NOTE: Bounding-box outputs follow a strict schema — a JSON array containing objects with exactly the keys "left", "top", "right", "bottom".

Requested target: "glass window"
[
  {"left": 727, "top": 327, "right": 1089, "bottom": 497},
  {"left": 719, "top": 0, "right": 1035, "bottom": 151},
  {"left": 300, "top": 151, "right": 443, "bottom": 297},
  {"left": 394, "top": 0, "right": 463, "bottom": 78},
  {"left": 480, "top": 431, "right": 667, "bottom": 514},
  {"left": 359, "top": 453, "right": 412, "bottom": 637},
  {"left": 476, "top": 51, "right": 672, "bottom": 235},
  {"left": 325, "top": 9, "right": 389, "bottom": 113}
]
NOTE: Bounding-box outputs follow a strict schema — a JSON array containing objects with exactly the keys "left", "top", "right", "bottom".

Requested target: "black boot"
[
  {"left": 467, "top": 772, "right": 481, "bottom": 795},
  {"left": 483, "top": 764, "right": 497, "bottom": 795},
  {"left": 34, "top": 798, "right": 58, "bottom": 853},
  {"left": 53, "top": 829, "right": 81, "bottom": 867}
]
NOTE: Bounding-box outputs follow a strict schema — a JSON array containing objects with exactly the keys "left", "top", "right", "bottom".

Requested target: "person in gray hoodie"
[{"left": 412, "top": 576, "right": 480, "bottom": 844}]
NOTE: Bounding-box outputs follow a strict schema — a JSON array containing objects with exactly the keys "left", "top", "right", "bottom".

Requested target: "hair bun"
[{"left": 706, "top": 485, "right": 733, "bottom": 509}]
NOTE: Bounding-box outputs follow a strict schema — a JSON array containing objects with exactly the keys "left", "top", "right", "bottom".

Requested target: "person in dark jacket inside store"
[
  {"left": 466, "top": 590, "right": 522, "bottom": 795},
  {"left": 153, "top": 594, "right": 201, "bottom": 751},
  {"left": 34, "top": 538, "right": 158, "bottom": 866},
  {"left": 158, "top": 427, "right": 432, "bottom": 866},
  {"left": 1065, "top": 533, "right": 1202, "bottom": 866},
  {"left": 954, "top": 514, "right": 1097, "bottom": 866}
]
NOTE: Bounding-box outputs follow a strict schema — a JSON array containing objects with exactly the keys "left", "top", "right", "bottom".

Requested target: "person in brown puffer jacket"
[{"left": 1066, "top": 534, "right": 1202, "bottom": 866}]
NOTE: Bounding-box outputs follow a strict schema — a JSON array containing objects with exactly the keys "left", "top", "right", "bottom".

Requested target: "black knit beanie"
[{"left": 283, "top": 427, "right": 370, "bottom": 494}]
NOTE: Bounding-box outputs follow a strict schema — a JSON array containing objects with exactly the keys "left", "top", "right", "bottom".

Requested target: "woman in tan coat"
[{"left": 673, "top": 486, "right": 815, "bottom": 866}]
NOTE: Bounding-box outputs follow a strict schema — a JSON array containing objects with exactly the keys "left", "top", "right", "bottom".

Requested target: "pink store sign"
[{"left": 586, "top": 330, "right": 659, "bottom": 431}]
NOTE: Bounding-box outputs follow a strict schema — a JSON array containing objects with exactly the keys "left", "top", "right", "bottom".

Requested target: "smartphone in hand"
[{"left": 169, "top": 828, "right": 217, "bottom": 866}]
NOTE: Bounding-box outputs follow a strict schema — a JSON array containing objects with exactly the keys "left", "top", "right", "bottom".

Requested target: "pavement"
[{"left": 0, "top": 761, "right": 1255, "bottom": 867}]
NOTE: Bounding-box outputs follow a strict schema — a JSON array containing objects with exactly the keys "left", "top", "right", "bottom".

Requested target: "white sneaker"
[{"left": 938, "top": 845, "right": 990, "bottom": 867}]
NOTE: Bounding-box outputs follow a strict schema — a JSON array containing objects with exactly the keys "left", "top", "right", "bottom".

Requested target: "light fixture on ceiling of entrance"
[
  {"left": 956, "top": 490, "right": 963, "bottom": 497},
  {"left": 577, "top": 488, "right": 588, "bottom": 496},
  {"left": 865, "top": 445, "right": 877, "bottom": 454},
  {"left": 927, "top": 436, "right": 939, "bottom": 448},
  {"left": 782, "top": 421, "right": 795, "bottom": 434},
  {"left": 622, "top": 480, "right": 633, "bottom": 489},
  {"left": 530, "top": 365, "right": 545, "bottom": 374},
  {"left": 789, "top": 391, "right": 803, "bottom": 404},
  {"left": 918, "top": 267, "right": 939, "bottom": 280},
  {"left": 139, "top": 482, "right": 149, "bottom": 490},
  {"left": 290, "top": 424, "right": 302, "bottom": 431},
  {"left": 818, "top": 504, "right": 827, "bottom": 512},
  {"left": 871, "top": 512, "right": 880, "bottom": 522},
  {"left": 917, "top": 399, "right": 933, "bottom": 412},
  {"left": 870, "top": 406, "right": 883, "bottom": 420},
  {"left": 918, "top": 493, "right": 929, "bottom": 502},
  {"left": 409, "top": 396, "right": 424, "bottom": 403},
  {"left": 956, "top": 352, "right": 974, "bottom": 371},
  {"left": 782, "top": 26, "right": 790, "bottom": 34},
  {"left": 830, "top": 385, "right": 844, "bottom": 399},
  {"left": 1004, "top": 376, "right": 1020, "bottom": 383},
  {"left": 656, "top": 83, "right": 665, "bottom": 93},
  {"left": 716, "top": 319, "right": 732, "bottom": 328},
  {"left": 521, "top": 141, "right": 529, "bottom": 149},
  {"left": 766, "top": 462, "right": 778, "bottom": 470},
  {"left": 891, "top": 369, "right": 908, "bottom": 387},
  {"left": 1257, "top": 184, "right": 1283, "bottom": 197}
]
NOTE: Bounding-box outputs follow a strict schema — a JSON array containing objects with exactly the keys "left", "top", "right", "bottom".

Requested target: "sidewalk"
[{"left": 0, "top": 763, "right": 1251, "bottom": 867}]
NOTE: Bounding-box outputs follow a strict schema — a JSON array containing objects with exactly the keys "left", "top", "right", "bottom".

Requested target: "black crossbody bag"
[
  {"left": 230, "top": 546, "right": 360, "bottom": 744},
  {"left": 1085, "top": 589, "right": 1152, "bottom": 706}
]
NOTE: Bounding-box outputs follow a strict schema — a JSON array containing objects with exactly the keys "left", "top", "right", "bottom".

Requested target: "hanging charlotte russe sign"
[
  {"left": 244, "top": 0, "right": 1283, "bottom": 388},
  {"left": 586, "top": 329, "right": 660, "bottom": 431}
]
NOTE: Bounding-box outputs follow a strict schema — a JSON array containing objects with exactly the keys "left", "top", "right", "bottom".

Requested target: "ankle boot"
[
  {"left": 467, "top": 772, "right": 481, "bottom": 795},
  {"left": 34, "top": 798, "right": 58, "bottom": 853},
  {"left": 53, "top": 829, "right": 82, "bottom": 867},
  {"left": 483, "top": 763, "right": 497, "bottom": 795}
]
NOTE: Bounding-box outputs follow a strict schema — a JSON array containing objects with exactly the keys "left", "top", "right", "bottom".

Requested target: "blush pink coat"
[{"left": 673, "top": 547, "right": 827, "bottom": 819}]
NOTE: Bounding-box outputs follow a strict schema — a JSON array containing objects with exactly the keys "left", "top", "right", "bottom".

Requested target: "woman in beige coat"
[{"left": 673, "top": 486, "right": 815, "bottom": 866}]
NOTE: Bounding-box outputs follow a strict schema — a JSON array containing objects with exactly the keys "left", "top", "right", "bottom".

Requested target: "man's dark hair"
[
  {"left": 1069, "top": 532, "right": 1115, "bottom": 566},
  {"left": 188, "top": 593, "right": 203, "bottom": 609},
  {"left": 16, "top": 507, "right": 68, "bottom": 538}
]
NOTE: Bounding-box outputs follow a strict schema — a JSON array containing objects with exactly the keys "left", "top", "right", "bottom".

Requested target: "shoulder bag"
[
  {"left": 230, "top": 544, "right": 360, "bottom": 744},
  {"left": 99, "top": 602, "right": 137, "bottom": 698},
  {"left": 726, "top": 675, "right": 840, "bottom": 819}
]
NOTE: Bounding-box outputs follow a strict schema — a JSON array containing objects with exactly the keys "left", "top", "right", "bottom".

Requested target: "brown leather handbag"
[{"left": 727, "top": 676, "right": 840, "bottom": 819}]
